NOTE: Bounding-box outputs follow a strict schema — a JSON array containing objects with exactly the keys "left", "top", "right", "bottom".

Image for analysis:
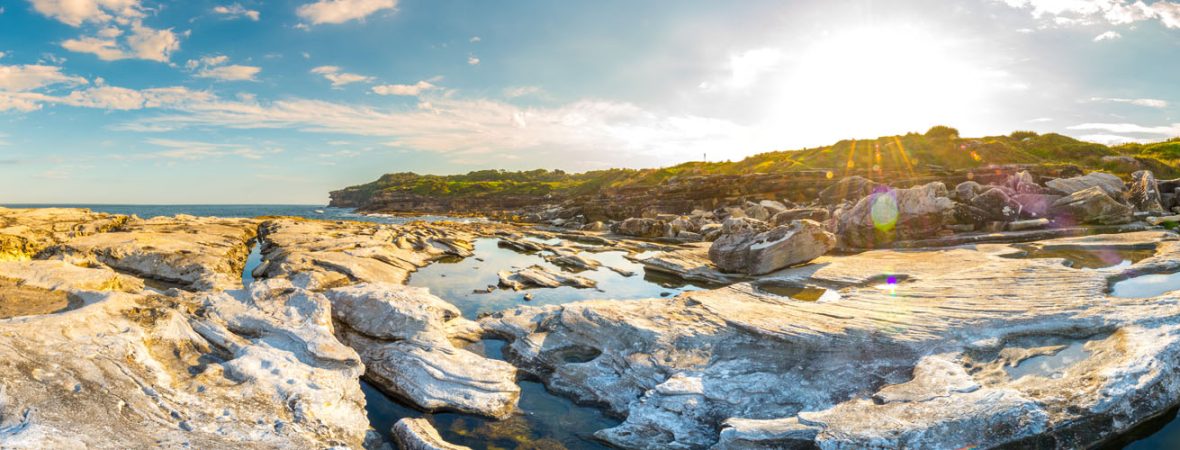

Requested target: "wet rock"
[
  {"left": 1008, "top": 218, "right": 1050, "bottom": 231},
  {"left": 482, "top": 231, "right": 1180, "bottom": 449},
  {"left": 770, "top": 208, "right": 829, "bottom": 227},
  {"left": 638, "top": 244, "right": 737, "bottom": 285},
  {"left": 708, "top": 220, "right": 835, "bottom": 275},
  {"left": 393, "top": 418, "right": 472, "bottom": 450},
  {"left": 327, "top": 283, "right": 520, "bottom": 419},
  {"left": 498, "top": 265, "right": 597, "bottom": 290},
  {"left": 818, "top": 176, "right": 883, "bottom": 205},
  {"left": 543, "top": 250, "right": 602, "bottom": 271},
  {"left": 835, "top": 182, "right": 955, "bottom": 248},
  {"left": 1128, "top": 170, "right": 1164, "bottom": 213},
  {"left": 616, "top": 218, "right": 668, "bottom": 239},
  {"left": 1045, "top": 172, "right": 1125, "bottom": 198},
  {"left": 498, "top": 238, "right": 545, "bottom": 253},
  {"left": 1050, "top": 186, "right": 1133, "bottom": 225}
]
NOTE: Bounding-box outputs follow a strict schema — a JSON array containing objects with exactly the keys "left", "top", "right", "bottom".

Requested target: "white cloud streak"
[
  {"left": 371, "top": 81, "right": 437, "bottom": 96},
  {"left": 296, "top": 0, "right": 396, "bottom": 25},
  {"left": 311, "top": 66, "right": 373, "bottom": 87},
  {"left": 1000, "top": 0, "right": 1180, "bottom": 29},
  {"left": 1089, "top": 96, "right": 1169, "bottom": 108},
  {"left": 213, "top": 4, "right": 260, "bottom": 21}
]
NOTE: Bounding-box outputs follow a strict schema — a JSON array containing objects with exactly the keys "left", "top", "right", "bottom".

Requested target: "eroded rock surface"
[
  {"left": 0, "top": 207, "right": 129, "bottom": 261},
  {"left": 483, "top": 230, "right": 1180, "bottom": 449}
]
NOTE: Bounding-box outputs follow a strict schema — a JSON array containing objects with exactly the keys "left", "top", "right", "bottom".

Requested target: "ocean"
[{"left": 0, "top": 204, "right": 478, "bottom": 224}]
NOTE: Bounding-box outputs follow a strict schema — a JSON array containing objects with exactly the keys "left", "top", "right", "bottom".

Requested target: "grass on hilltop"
[{"left": 335, "top": 127, "right": 1180, "bottom": 200}]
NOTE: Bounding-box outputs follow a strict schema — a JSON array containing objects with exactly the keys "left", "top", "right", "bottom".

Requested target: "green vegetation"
[{"left": 336, "top": 127, "right": 1180, "bottom": 200}]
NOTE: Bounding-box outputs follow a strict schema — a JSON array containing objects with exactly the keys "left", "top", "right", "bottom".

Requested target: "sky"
[{"left": 1, "top": 0, "right": 1179, "bottom": 204}]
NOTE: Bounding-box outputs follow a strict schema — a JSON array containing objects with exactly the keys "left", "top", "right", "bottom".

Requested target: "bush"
[
  {"left": 1009, "top": 130, "right": 1038, "bottom": 140},
  {"left": 925, "top": 125, "right": 960, "bottom": 139}
]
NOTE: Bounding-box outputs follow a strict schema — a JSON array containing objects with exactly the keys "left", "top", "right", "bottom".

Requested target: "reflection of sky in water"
[
  {"left": 1005, "top": 341, "right": 1091, "bottom": 380},
  {"left": 241, "top": 241, "right": 263, "bottom": 286},
  {"left": 1006, "top": 247, "right": 1155, "bottom": 270},
  {"left": 1111, "top": 272, "right": 1180, "bottom": 299},
  {"left": 408, "top": 238, "right": 710, "bottom": 318}
]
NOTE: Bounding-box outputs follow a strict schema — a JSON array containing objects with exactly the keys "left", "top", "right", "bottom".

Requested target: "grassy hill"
[{"left": 332, "top": 127, "right": 1180, "bottom": 204}]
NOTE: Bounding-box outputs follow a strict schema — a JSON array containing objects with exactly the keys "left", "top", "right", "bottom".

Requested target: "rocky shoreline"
[{"left": 6, "top": 167, "right": 1180, "bottom": 449}]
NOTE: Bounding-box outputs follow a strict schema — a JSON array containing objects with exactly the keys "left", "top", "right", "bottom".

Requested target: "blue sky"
[{"left": 1, "top": 0, "right": 1179, "bottom": 204}]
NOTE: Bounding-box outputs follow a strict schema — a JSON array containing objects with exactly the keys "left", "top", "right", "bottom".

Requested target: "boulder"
[
  {"left": 771, "top": 208, "right": 830, "bottom": 227},
  {"left": 708, "top": 220, "right": 835, "bottom": 275},
  {"left": 1049, "top": 186, "right": 1133, "bottom": 225},
  {"left": 720, "top": 217, "right": 770, "bottom": 235},
  {"left": 1045, "top": 172, "right": 1124, "bottom": 198},
  {"left": 743, "top": 202, "right": 771, "bottom": 221},
  {"left": 818, "top": 176, "right": 883, "bottom": 205},
  {"left": 835, "top": 182, "right": 955, "bottom": 248},
  {"left": 616, "top": 218, "right": 668, "bottom": 238},
  {"left": 393, "top": 418, "right": 472, "bottom": 450},
  {"left": 1127, "top": 170, "right": 1164, "bottom": 213},
  {"left": 1007, "top": 170, "right": 1043, "bottom": 194},
  {"left": 758, "top": 200, "right": 789, "bottom": 216},
  {"left": 954, "top": 181, "right": 984, "bottom": 202},
  {"left": 1012, "top": 193, "right": 1062, "bottom": 219},
  {"left": 969, "top": 188, "right": 1022, "bottom": 222}
]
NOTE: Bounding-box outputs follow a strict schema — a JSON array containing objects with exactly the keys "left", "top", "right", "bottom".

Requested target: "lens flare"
[{"left": 870, "top": 193, "right": 899, "bottom": 232}]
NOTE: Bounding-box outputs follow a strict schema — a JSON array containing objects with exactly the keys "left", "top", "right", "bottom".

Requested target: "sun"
[{"left": 760, "top": 25, "right": 1016, "bottom": 146}]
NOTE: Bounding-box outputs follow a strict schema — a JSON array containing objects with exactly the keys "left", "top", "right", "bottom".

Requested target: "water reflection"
[
  {"left": 1005, "top": 341, "right": 1091, "bottom": 380},
  {"left": 1003, "top": 247, "right": 1156, "bottom": 270},
  {"left": 241, "top": 241, "right": 264, "bottom": 287},
  {"left": 408, "top": 238, "right": 710, "bottom": 318},
  {"left": 1111, "top": 272, "right": 1180, "bottom": 299}
]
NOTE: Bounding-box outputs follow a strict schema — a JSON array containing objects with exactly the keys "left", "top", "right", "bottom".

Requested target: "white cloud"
[
  {"left": 1068, "top": 122, "right": 1180, "bottom": 135},
  {"left": 0, "top": 52, "right": 6, "bottom": 60},
  {"left": 1093, "top": 30, "right": 1122, "bottom": 41},
  {"left": 61, "top": 21, "right": 180, "bottom": 62},
  {"left": 213, "top": 4, "right": 260, "bottom": 21},
  {"left": 1077, "top": 133, "right": 1148, "bottom": 144},
  {"left": 197, "top": 65, "right": 261, "bottom": 81},
  {"left": 1089, "top": 97, "right": 1169, "bottom": 108},
  {"left": 470, "top": 36, "right": 481, "bottom": 43},
  {"left": 724, "top": 48, "right": 784, "bottom": 89},
  {"left": 0, "top": 85, "right": 212, "bottom": 112},
  {"left": 310, "top": 65, "right": 373, "bottom": 87},
  {"left": 0, "top": 64, "right": 88, "bottom": 91},
  {"left": 185, "top": 55, "right": 260, "bottom": 81},
  {"left": 134, "top": 138, "right": 281, "bottom": 160},
  {"left": 27, "top": 0, "right": 144, "bottom": 27},
  {"left": 467, "top": 55, "right": 480, "bottom": 65},
  {"left": 503, "top": 86, "right": 542, "bottom": 98},
  {"left": 371, "top": 80, "right": 437, "bottom": 96},
  {"left": 999, "top": 0, "right": 1180, "bottom": 29},
  {"left": 296, "top": 0, "right": 396, "bottom": 25}
]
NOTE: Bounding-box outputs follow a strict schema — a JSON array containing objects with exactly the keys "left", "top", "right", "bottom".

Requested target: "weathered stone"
[
  {"left": 1128, "top": 170, "right": 1164, "bottom": 213},
  {"left": 758, "top": 200, "right": 789, "bottom": 216},
  {"left": 393, "top": 418, "right": 472, "bottom": 450},
  {"left": 482, "top": 231, "right": 1180, "bottom": 449},
  {"left": 1012, "top": 193, "right": 1062, "bottom": 219},
  {"left": 954, "top": 181, "right": 984, "bottom": 202},
  {"left": 708, "top": 220, "right": 835, "bottom": 275},
  {"left": 616, "top": 218, "right": 668, "bottom": 239},
  {"left": 818, "top": 176, "right": 883, "bottom": 205},
  {"left": 835, "top": 182, "right": 955, "bottom": 249},
  {"left": 1008, "top": 218, "right": 1050, "bottom": 231},
  {"left": 637, "top": 244, "right": 738, "bottom": 285},
  {"left": 970, "top": 188, "right": 1023, "bottom": 222},
  {"left": 1008, "top": 170, "right": 1043, "bottom": 194},
  {"left": 1045, "top": 172, "right": 1125, "bottom": 198},
  {"left": 0, "top": 207, "right": 129, "bottom": 261},
  {"left": 1050, "top": 186, "right": 1133, "bottom": 225},
  {"left": 327, "top": 283, "right": 520, "bottom": 419},
  {"left": 770, "top": 208, "right": 829, "bottom": 227},
  {"left": 742, "top": 202, "right": 771, "bottom": 222},
  {"left": 720, "top": 216, "right": 769, "bottom": 235},
  {"left": 498, "top": 265, "right": 596, "bottom": 290}
]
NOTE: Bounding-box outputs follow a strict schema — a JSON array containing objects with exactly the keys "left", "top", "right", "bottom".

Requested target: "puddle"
[
  {"left": 363, "top": 369, "right": 619, "bottom": 449},
  {"left": 1004, "top": 247, "right": 1156, "bottom": 270},
  {"left": 1005, "top": 340, "right": 1092, "bottom": 380},
  {"left": 408, "top": 238, "right": 710, "bottom": 318},
  {"left": 1111, "top": 272, "right": 1180, "bottom": 298},
  {"left": 241, "top": 241, "right": 264, "bottom": 287},
  {"left": 754, "top": 282, "right": 841, "bottom": 302},
  {"left": 0, "top": 278, "right": 84, "bottom": 319}
]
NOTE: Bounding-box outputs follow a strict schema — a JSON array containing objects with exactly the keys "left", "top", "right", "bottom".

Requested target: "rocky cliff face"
[{"left": 332, "top": 165, "right": 1087, "bottom": 221}]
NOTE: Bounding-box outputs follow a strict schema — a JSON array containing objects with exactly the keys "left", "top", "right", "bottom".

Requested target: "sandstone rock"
[
  {"left": 954, "top": 181, "right": 984, "bottom": 202},
  {"left": 742, "top": 202, "right": 771, "bottom": 222},
  {"left": 758, "top": 200, "right": 789, "bottom": 216},
  {"left": 708, "top": 220, "right": 835, "bottom": 275},
  {"left": 700, "top": 223, "right": 724, "bottom": 241},
  {"left": 770, "top": 208, "right": 829, "bottom": 227},
  {"left": 835, "top": 182, "right": 955, "bottom": 248},
  {"left": 1012, "top": 193, "right": 1062, "bottom": 219},
  {"left": 637, "top": 244, "right": 738, "bottom": 285},
  {"left": 616, "top": 218, "right": 668, "bottom": 239},
  {"left": 327, "top": 283, "right": 520, "bottom": 419},
  {"left": 969, "top": 188, "right": 1022, "bottom": 222},
  {"left": 1008, "top": 218, "right": 1050, "bottom": 231},
  {"left": 393, "top": 418, "right": 472, "bottom": 450},
  {"left": 720, "top": 216, "right": 770, "bottom": 235},
  {"left": 0, "top": 207, "right": 129, "bottom": 261},
  {"left": 1045, "top": 172, "right": 1125, "bottom": 198},
  {"left": 1050, "top": 186, "right": 1133, "bottom": 225},
  {"left": 818, "top": 176, "right": 883, "bottom": 205},
  {"left": 582, "top": 221, "right": 607, "bottom": 232},
  {"left": 498, "top": 265, "right": 596, "bottom": 290},
  {"left": 482, "top": 231, "right": 1180, "bottom": 449},
  {"left": 1008, "top": 170, "right": 1043, "bottom": 194},
  {"left": 1128, "top": 170, "right": 1164, "bottom": 213}
]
